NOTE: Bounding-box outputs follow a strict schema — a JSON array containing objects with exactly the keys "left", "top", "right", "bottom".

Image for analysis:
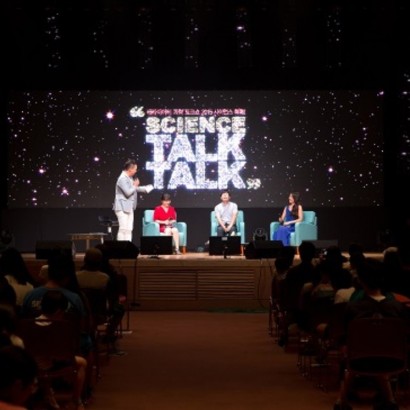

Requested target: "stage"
[{"left": 22, "top": 251, "right": 384, "bottom": 311}]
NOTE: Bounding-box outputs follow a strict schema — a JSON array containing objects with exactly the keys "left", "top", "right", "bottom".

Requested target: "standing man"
[
  {"left": 113, "top": 159, "right": 152, "bottom": 242},
  {"left": 214, "top": 190, "right": 238, "bottom": 237}
]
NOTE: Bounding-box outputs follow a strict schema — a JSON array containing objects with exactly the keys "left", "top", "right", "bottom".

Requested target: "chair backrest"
[
  {"left": 237, "top": 210, "right": 244, "bottom": 227},
  {"left": 16, "top": 318, "right": 80, "bottom": 370},
  {"left": 347, "top": 317, "right": 408, "bottom": 375},
  {"left": 81, "top": 287, "right": 109, "bottom": 327},
  {"left": 325, "top": 302, "right": 348, "bottom": 348},
  {"left": 143, "top": 210, "right": 154, "bottom": 224},
  {"left": 302, "top": 211, "right": 316, "bottom": 225}
]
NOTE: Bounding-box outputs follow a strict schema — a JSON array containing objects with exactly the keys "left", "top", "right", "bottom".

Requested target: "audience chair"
[
  {"left": 270, "top": 210, "right": 318, "bottom": 247},
  {"left": 116, "top": 273, "right": 130, "bottom": 334},
  {"left": 80, "top": 288, "right": 112, "bottom": 363},
  {"left": 339, "top": 317, "right": 408, "bottom": 409},
  {"left": 16, "top": 318, "right": 81, "bottom": 407},
  {"left": 313, "top": 302, "right": 349, "bottom": 392},
  {"left": 142, "top": 209, "right": 187, "bottom": 253},
  {"left": 296, "top": 297, "right": 332, "bottom": 382}
]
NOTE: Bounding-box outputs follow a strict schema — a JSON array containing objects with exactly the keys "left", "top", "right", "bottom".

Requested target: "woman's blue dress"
[{"left": 272, "top": 207, "right": 295, "bottom": 246}]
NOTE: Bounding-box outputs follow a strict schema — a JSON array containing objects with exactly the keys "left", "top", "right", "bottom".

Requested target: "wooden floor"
[{"left": 88, "top": 310, "right": 409, "bottom": 410}]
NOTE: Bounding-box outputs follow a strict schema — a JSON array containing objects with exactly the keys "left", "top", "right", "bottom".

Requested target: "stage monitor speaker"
[
  {"left": 100, "top": 240, "right": 139, "bottom": 259},
  {"left": 304, "top": 240, "right": 339, "bottom": 257},
  {"left": 208, "top": 236, "right": 241, "bottom": 256},
  {"left": 140, "top": 236, "right": 173, "bottom": 256},
  {"left": 35, "top": 240, "right": 75, "bottom": 260},
  {"left": 244, "top": 240, "right": 284, "bottom": 259}
]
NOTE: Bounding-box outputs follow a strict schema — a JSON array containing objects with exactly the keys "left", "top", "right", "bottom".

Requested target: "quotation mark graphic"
[
  {"left": 246, "top": 178, "right": 261, "bottom": 189},
  {"left": 129, "top": 106, "right": 145, "bottom": 118}
]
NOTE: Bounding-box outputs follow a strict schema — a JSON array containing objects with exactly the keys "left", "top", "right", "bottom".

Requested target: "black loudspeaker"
[
  {"left": 140, "top": 236, "right": 173, "bottom": 255},
  {"left": 208, "top": 236, "right": 242, "bottom": 256},
  {"left": 304, "top": 240, "right": 339, "bottom": 256},
  {"left": 35, "top": 240, "right": 75, "bottom": 260},
  {"left": 244, "top": 240, "right": 284, "bottom": 259},
  {"left": 100, "top": 241, "right": 139, "bottom": 259}
]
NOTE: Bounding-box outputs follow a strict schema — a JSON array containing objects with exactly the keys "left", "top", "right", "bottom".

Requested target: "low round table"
[{"left": 68, "top": 232, "right": 108, "bottom": 250}]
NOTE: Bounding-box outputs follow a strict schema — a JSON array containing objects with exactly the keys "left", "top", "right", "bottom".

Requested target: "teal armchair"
[
  {"left": 270, "top": 210, "right": 318, "bottom": 247},
  {"left": 210, "top": 210, "right": 246, "bottom": 245},
  {"left": 142, "top": 209, "right": 187, "bottom": 253}
]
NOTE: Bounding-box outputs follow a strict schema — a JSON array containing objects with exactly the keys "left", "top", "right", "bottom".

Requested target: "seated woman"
[
  {"left": 273, "top": 192, "right": 303, "bottom": 246},
  {"left": 153, "top": 193, "right": 181, "bottom": 255},
  {"left": 0, "top": 247, "right": 36, "bottom": 307}
]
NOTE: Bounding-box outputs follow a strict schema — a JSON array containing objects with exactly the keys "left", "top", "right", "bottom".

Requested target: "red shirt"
[{"left": 153, "top": 206, "right": 177, "bottom": 233}]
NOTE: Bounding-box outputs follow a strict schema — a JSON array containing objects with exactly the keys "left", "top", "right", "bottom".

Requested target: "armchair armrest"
[
  {"left": 175, "top": 222, "right": 186, "bottom": 232},
  {"left": 270, "top": 222, "right": 281, "bottom": 240},
  {"left": 175, "top": 222, "right": 187, "bottom": 247},
  {"left": 238, "top": 221, "right": 246, "bottom": 244},
  {"left": 211, "top": 221, "right": 218, "bottom": 236},
  {"left": 294, "top": 222, "right": 318, "bottom": 245},
  {"left": 143, "top": 222, "right": 160, "bottom": 236}
]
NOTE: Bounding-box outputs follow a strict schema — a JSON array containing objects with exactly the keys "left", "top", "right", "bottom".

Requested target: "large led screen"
[{"left": 7, "top": 90, "right": 384, "bottom": 208}]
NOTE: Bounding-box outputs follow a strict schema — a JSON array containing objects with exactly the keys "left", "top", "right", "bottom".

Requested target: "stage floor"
[
  {"left": 22, "top": 251, "right": 383, "bottom": 311},
  {"left": 22, "top": 250, "right": 383, "bottom": 264}
]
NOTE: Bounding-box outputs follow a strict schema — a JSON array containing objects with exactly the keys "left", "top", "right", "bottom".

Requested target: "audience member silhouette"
[
  {"left": 278, "top": 241, "right": 317, "bottom": 339},
  {"left": 0, "top": 345, "right": 38, "bottom": 410},
  {"left": 382, "top": 246, "right": 410, "bottom": 297},
  {"left": 0, "top": 277, "right": 16, "bottom": 308},
  {"left": 335, "top": 258, "right": 408, "bottom": 410},
  {"left": 0, "top": 247, "right": 36, "bottom": 306},
  {"left": 0, "top": 304, "right": 24, "bottom": 349},
  {"left": 36, "top": 290, "right": 87, "bottom": 410}
]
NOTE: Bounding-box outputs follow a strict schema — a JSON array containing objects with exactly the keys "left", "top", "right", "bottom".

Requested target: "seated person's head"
[
  {"left": 298, "top": 241, "right": 316, "bottom": 262},
  {"left": 160, "top": 192, "right": 172, "bottom": 203},
  {"left": 0, "top": 345, "right": 38, "bottom": 406},
  {"left": 275, "top": 256, "right": 290, "bottom": 275},
  {"left": 324, "top": 246, "right": 347, "bottom": 268},
  {"left": 330, "top": 269, "right": 353, "bottom": 291},
  {"left": 0, "top": 247, "right": 25, "bottom": 275},
  {"left": 348, "top": 242, "right": 364, "bottom": 257},
  {"left": 278, "top": 246, "right": 296, "bottom": 268},
  {"left": 0, "top": 277, "right": 16, "bottom": 307},
  {"left": 40, "top": 290, "right": 68, "bottom": 317},
  {"left": 356, "top": 258, "right": 386, "bottom": 292},
  {"left": 349, "top": 252, "right": 366, "bottom": 270},
  {"left": 383, "top": 247, "right": 402, "bottom": 271},
  {"left": 83, "top": 247, "right": 103, "bottom": 271},
  {"left": 47, "top": 251, "right": 74, "bottom": 286},
  {"left": 220, "top": 190, "right": 231, "bottom": 202}
]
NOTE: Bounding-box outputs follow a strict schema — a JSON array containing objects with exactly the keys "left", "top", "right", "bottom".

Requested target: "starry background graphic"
[{"left": 7, "top": 90, "right": 383, "bottom": 209}]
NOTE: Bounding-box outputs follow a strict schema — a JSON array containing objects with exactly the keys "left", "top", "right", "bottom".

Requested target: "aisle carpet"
[{"left": 88, "top": 311, "right": 398, "bottom": 410}]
